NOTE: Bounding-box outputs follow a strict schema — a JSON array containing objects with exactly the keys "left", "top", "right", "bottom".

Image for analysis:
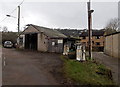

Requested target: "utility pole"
[
  {"left": 18, "top": 6, "right": 20, "bottom": 46},
  {"left": 6, "top": 5, "right": 21, "bottom": 47},
  {"left": 87, "top": 0, "right": 94, "bottom": 60}
]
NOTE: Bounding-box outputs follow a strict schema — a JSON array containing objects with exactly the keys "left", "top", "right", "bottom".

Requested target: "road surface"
[{"left": 2, "top": 48, "right": 63, "bottom": 85}]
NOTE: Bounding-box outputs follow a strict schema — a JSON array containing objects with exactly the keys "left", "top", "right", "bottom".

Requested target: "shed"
[{"left": 19, "top": 24, "right": 67, "bottom": 53}]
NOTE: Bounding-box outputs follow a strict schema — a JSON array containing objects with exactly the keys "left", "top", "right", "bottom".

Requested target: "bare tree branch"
[{"left": 105, "top": 18, "right": 119, "bottom": 35}]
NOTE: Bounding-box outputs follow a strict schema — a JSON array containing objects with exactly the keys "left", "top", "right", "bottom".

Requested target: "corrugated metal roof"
[{"left": 28, "top": 24, "right": 67, "bottom": 38}]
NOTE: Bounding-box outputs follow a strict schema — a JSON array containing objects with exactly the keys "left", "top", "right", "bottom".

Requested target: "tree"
[
  {"left": 0, "top": 26, "right": 2, "bottom": 44},
  {"left": 2, "top": 32, "right": 18, "bottom": 45},
  {"left": 104, "top": 18, "right": 119, "bottom": 35},
  {"left": 2, "top": 26, "right": 8, "bottom": 32},
  {"left": 0, "top": 26, "right": 2, "bottom": 31}
]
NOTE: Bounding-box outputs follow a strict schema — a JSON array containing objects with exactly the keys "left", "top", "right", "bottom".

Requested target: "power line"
[
  {"left": 0, "top": 17, "right": 7, "bottom": 24},
  {"left": 10, "top": 7, "right": 17, "bottom": 14},
  {"left": 19, "top": 0, "right": 25, "bottom": 6},
  {"left": 0, "top": 7, "right": 17, "bottom": 24},
  {"left": 22, "top": 16, "right": 26, "bottom": 25},
  {"left": 0, "top": 0, "right": 25, "bottom": 24},
  {"left": 9, "top": 0, "right": 25, "bottom": 14}
]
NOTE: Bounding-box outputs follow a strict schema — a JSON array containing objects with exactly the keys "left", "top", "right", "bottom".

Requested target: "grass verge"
[
  {"left": 61, "top": 55, "right": 116, "bottom": 86},
  {"left": 0, "top": 45, "right": 2, "bottom": 48}
]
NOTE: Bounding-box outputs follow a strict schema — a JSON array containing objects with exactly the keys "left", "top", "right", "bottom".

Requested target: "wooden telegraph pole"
[
  {"left": 87, "top": 0, "right": 94, "bottom": 60},
  {"left": 18, "top": 6, "right": 20, "bottom": 46}
]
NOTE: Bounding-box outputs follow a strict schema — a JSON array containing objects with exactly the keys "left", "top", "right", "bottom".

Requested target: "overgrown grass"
[
  {"left": 61, "top": 55, "right": 116, "bottom": 86},
  {"left": 0, "top": 45, "right": 2, "bottom": 48}
]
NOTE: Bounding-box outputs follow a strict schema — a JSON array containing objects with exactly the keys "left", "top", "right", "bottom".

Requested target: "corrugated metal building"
[{"left": 19, "top": 24, "right": 67, "bottom": 53}]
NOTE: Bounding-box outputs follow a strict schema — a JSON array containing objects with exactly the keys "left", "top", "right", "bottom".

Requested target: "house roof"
[
  {"left": 105, "top": 31, "right": 120, "bottom": 37},
  {"left": 79, "top": 30, "right": 105, "bottom": 37},
  {"left": 56, "top": 29, "right": 84, "bottom": 37},
  {"left": 24, "top": 24, "right": 67, "bottom": 38}
]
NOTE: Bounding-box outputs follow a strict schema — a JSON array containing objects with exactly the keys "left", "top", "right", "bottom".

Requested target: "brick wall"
[{"left": 80, "top": 36, "right": 104, "bottom": 47}]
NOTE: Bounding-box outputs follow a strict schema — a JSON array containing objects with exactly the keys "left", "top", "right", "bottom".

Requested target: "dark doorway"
[{"left": 25, "top": 33, "right": 38, "bottom": 50}]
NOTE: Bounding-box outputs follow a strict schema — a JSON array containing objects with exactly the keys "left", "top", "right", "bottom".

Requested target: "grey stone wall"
[{"left": 38, "top": 33, "right": 48, "bottom": 52}]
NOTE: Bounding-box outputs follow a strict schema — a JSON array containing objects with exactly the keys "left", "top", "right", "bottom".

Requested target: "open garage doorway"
[{"left": 25, "top": 33, "right": 38, "bottom": 50}]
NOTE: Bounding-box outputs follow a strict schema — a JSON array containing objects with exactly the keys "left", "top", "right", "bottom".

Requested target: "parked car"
[{"left": 4, "top": 41, "right": 13, "bottom": 48}]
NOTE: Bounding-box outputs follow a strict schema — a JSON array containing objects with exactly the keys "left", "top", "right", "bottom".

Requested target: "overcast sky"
[{"left": 0, "top": 0, "right": 119, "bottom": 32}]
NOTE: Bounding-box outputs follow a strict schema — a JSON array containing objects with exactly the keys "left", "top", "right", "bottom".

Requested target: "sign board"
[
  {"left": 58, "top": 40, "right": 63, "bottom": 44},
  {"left": 52, "top": 42, "right": 55, "bottom": 46}
]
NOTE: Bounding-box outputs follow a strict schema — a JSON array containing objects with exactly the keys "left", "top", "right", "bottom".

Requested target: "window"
[
  {"left": 96, "top": 42, "right": 100, "bottom": 45},
  {"left": 58, "top": 40, "right": 63, "bottom": 43},
  {"left": 82, "top": 42, "right": 86, "bottom": 45},
  {"left": 19, "top": 37, "right": 23, "bottom": 45},
  {"left": 92, "top": 41, "right": 94, "bottom": 44},
  {"left": 96, "top": 36, "right": 100, "bottom": 39},
  {"left": 52, "top": 41, "right": 58, "bottom": 46},
  {"left": 55, "top": 42, "right": 58, "bottom": 46},
  {"left": 87, "top": 42, "right": 89, "bottom": 45},
  {"left": 52, "top": 42, "right": 55, "bottom": 46},
  {"left": 82, "top": 36, "right": 86, "bottom": 39}
]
